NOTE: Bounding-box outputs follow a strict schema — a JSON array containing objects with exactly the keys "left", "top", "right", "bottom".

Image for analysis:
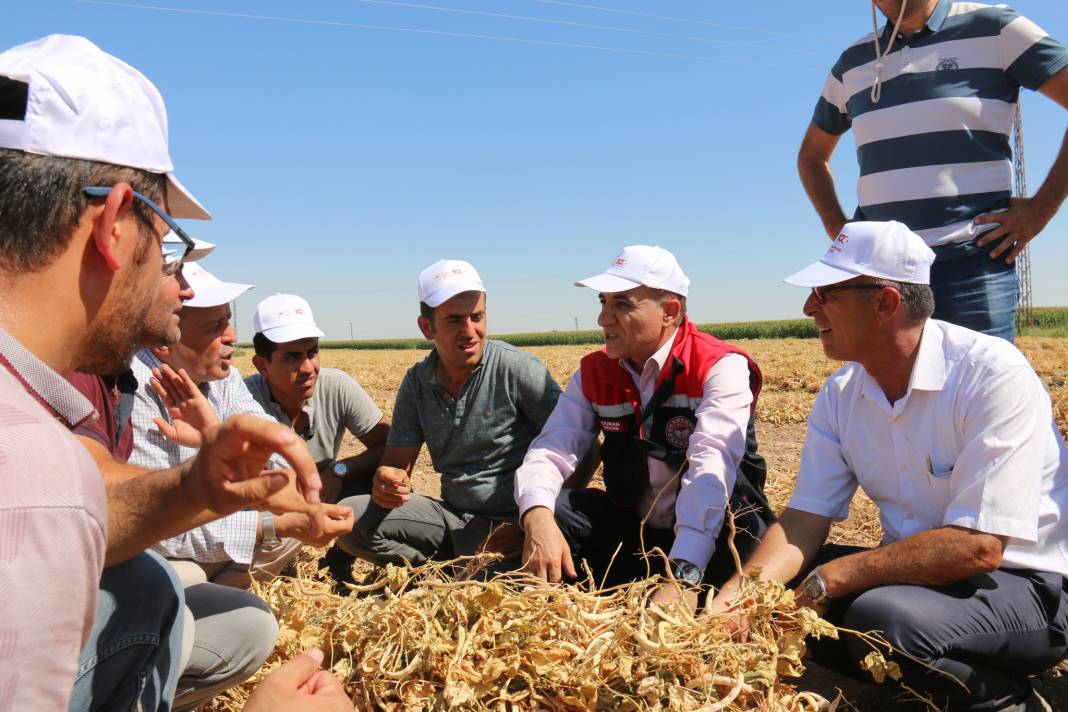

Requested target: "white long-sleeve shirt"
[{"left": 514, "top": 331, "right": 753, "bottom": 570}]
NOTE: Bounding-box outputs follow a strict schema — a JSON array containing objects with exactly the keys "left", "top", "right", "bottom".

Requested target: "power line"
[
  {"left": 352, "top": 0, "right": 824, "bottom": 56},
  {"left": 75, "top": 0, "right": 822, "bottom": 70},
  {"left": 529, "top": 0, "right": 831, "bottom": 43}
]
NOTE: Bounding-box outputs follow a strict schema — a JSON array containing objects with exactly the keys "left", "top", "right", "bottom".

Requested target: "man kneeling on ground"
[
  {"left": 337, "top": 259, "right": 564, "bottom": 566},
  {"left": 515, "top": 245, "right": 772, "bottom": 611},
  {"left": 245, "top": 292, "right": 390, "bottom": 584},
  {"left": 708, "top": 221, "right": 1068, "bottom": 711}
]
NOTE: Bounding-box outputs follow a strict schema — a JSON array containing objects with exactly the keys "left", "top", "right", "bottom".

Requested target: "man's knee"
[
  {"left": 841, "top": 586, "right": 935, "bottom": 661},
  {"left": 336, "top": 494, "right": 385, "bottom": 555}
]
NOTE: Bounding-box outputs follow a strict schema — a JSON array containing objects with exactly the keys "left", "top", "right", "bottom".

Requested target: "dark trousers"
[
  {"left": 801, "top": 545, "right": 1068, "bottom": 711},
  {"left": 553, "top": 487, "right": 767, "bottom": 589}
]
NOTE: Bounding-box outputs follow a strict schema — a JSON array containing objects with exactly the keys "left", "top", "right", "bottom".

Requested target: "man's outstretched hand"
[
  {"left": 520, "top": 507, "right": 577, "bottom": 583},
  {"left": 150, "top": 364, "right": 219, "bottom": 447},
  {"left": 184, "top": 414, "right": 324, "bottom": 534}
]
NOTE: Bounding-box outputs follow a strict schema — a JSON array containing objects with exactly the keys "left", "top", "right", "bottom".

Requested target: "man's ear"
[
  {"left": 89, "top": 183, "right": 137, "bottom": 272},
  {"left": 874, "top": 286, "right": 904, "bottom": 325},
  {"left": 417, "top": 315, "right": 434, "bottom": 341},
  {"left": 252, "top": 354, "right": 268, "bottom": 376},
  {"left": 662, "top": 297, "right": 682, "bottom": 326}
]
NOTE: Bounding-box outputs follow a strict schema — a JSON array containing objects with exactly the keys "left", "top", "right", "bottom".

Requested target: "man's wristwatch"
[
  {"left": 260, "top": 511, "right": 282, "bottom": 550},
  {"left": 798, "top": 568, "right": 831, "bottom": 606},
  {"left": 332, "top": 462, "right": 349, "bottom": 479},
  {"left": 669, "top": 559, "right": 705, "bottom": 589}
]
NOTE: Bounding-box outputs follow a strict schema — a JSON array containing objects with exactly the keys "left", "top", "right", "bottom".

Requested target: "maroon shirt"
[{"left": 67, "top": 370, "right": 136, "bottom": 462}]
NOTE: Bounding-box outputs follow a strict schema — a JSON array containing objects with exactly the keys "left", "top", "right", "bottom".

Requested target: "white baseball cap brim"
[
  {"left": 259, "top": 322, "right": 326, "bottom": 343},
  {"left": 185, "top": 280, "right": 253, "bottom": 308},
  {"left": 163, "top": 231, "right": 215, "bottom": 262},
  {"left": 423, "top": 279, "right": 485, "bottom": 308},
  {"left": 783, "top": 260, "right": 859, "bottom": 288},
  {"left": 166, "top": 172, "right": 210, "bottom": 220},
  {"left": 574, "top": 272, "right": 643, "bottom": 294}
]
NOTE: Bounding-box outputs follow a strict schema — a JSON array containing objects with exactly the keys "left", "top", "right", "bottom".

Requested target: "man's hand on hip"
[
  {"left": 973, "top": 197, "right": 1055, "bottom": 264},
  {"left": 371, "top": 466, "right": 411, "bottom": 509},
  {"left": 521, "top": 507, "right": 577, "bottom": 583},
  {"left": 184, "top": 414, "right": 324, "bottom": 534}
]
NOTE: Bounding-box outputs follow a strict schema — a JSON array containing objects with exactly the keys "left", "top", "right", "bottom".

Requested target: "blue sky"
[{"left": 6, "top": 1, "right": 1067, "bottom": 338}]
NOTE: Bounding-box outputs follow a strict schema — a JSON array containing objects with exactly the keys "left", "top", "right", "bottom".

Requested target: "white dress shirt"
[
  {"left": 514, "top": 330, "right": 754, "bottom": 569},
  {"left": 129, "top": 349, "right": 282, "bottom": 565},
  {"left": 790, "top": 320, "right": 1068, "bottom": 577}
]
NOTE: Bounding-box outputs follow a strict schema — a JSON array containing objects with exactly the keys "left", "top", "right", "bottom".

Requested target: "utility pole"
[
  {"left": 349, "top": 322, "right": 354, "bottom": 340},
  {"left": 574, "top": 317, "right": 579, "bottom": 331}
]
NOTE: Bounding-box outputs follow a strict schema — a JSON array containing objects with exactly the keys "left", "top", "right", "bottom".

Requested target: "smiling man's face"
[
  {"left": 597, "top": 286, "right": 680, "bottom": 366},
  {"left": 419, "top": 290, "right": 487, "bottom": 374}
]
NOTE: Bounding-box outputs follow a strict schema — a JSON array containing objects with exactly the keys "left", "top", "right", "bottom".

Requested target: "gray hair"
[
  {"left": 0, "top": 148, "right": 166, "bottom": 273},
  {"left": 868, "top": 278, "right": 935, "bottom": 321}
]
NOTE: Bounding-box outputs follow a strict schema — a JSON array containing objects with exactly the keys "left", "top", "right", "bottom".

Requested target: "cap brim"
[
  {"left": 261, "top": 324, "right": 326, "bottom": 343},
  {"left": 163, "top": 236, "right": 215, "bottom": 262},
  {"left": 783, "top": 260, "right": 860, "bottom": 288},
  {"left": 422, "top": 281, "right": 486, "bottom": 308},
  {"left": 574, "top": 272, "right": 642, "bottom": 294},
  {"left": 166, "top": 172, "right": 211, "bottom": 220},
  {"left": 186, "top": 281, "right": 253, "bottom": 308}
]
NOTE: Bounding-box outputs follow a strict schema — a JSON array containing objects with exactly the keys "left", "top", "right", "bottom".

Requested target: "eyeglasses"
[
  {"left": 83, "top": 186, "right": 195, "bottom": 276},
  {"left": 810, "top": 284, "right": 887, "bottom": 304}
]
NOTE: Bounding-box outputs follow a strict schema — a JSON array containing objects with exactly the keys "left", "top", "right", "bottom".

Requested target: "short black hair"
[
  {"left": 419, "top": 301, "right": 434, "bottom": 322},
  {"left": 253, "top": 332, "right": 278, "bottom": 360},
  {"left": 0, "top": 148, "right": 166, "bottom": 274}
]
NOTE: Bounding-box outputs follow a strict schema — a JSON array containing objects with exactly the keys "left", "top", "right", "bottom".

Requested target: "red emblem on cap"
[{"left": 614, "top": 258, "right": 626, "bottom": 266}]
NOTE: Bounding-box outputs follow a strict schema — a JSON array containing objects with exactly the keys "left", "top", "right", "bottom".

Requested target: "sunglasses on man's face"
[
  {"left": 83, "top": 186, "right": 195, "bottom": 276},
  {"left": 810, "top": 283, "right": 886, "bottom": 304}
]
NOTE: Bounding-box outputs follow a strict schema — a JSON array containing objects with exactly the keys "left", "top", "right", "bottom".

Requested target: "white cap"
[
  {"left": 163, "top": 231, "right": 215, "bottom": 262},
  {"left": 182, "top": 262, "right": 253, "bottom": 308},
  {"left": 0, "top": 34, "right": 210, "bottom": 220},
  {"left": 784, "top": 221, "right": 936, "bottom": 287},
  {"left": 418, "top": 259, "right": 485, "bottom": 308},
  {"left": 576, "top": 245, "right": 690, "bottom": 297},
  {"left": 253, "top": 294, "right": 325, "bottom": 343}
]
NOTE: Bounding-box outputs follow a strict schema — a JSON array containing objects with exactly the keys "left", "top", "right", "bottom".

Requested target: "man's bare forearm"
[
  {"left": 1031, "top": 126, "right": 1068, "bottom": 225},
  {"left": 819, "top": 526, "right": 1005, "bottom": 599},
  {"left": 797, "top": 122, "right": 848, "bottom": 239},
  {"left": 104, "top": 460, "right": 209, "bottom": 566}
]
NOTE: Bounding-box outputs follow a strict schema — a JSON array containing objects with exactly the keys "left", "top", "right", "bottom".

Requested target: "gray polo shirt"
[
  {"left": 389, "top": 339, "right": 561, "bottom": 516},
  {"left": 245, "top": 367, "right": 383, "bottom": 472}
]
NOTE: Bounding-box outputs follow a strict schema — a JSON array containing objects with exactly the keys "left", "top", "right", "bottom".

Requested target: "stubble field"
[{"left": 223, "top": 336, "right": 1068, "bottom": 709}]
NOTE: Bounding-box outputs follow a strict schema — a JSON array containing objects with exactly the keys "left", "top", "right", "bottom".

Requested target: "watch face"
[
  {"left": 333, "top": 462, "right": 348, "bottom": 477},
  {"left": 671, "top": 561, "right": 704, "bottom": 587},
  {"left": 802, "top": 573, "right": 826, "bottom": 601}
]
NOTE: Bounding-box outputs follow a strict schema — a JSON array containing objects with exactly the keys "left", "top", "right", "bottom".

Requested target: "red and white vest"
[{"left": 579, "top": 318, "right": 763, "bottom": 507}]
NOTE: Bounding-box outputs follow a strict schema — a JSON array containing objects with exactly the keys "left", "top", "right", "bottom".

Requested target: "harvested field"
[{"left": 214, "top": 336, "right": 1068, "bottom": 710}]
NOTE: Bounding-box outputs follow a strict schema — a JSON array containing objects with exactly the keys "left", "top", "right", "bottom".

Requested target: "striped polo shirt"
[{"left": 813, "top": 1, "right": 1068, "bottom": 246}]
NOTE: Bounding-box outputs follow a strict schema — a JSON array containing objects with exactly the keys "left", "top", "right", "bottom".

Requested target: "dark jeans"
[
  {"left": 553, "top": 487, "right": 767, "bottom": 589},
  {"left": 931, "top": 238, "right": 1019, "bottom": 343},
  {"left": 801, "top": 545, "right": 1068, "bottom": 712}
]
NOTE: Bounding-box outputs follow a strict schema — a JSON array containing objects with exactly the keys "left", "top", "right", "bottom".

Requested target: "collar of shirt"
[
  {"left": 424, "top": 340, "right": 491, "bottom": 392},
  {"left": 859, "top": 319, "right": 948, "bottom": 416},
  {"left": 260, "top": 376, "right": 315, "bottom": 435},
  {"left": 880, "top": 0, "right": 949, "bottom": 46},
  {"left": 0, "top": 325, "right": 97, "bottom": 428},
  {"left": 620, "top": 327, "right": 679, "bottom": 388}
]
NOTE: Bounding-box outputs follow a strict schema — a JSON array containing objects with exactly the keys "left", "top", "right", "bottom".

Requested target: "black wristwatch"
[
  {"left": 669, "top": 559, "right": 705, "bottom": 589},
  {"left": 798, "top": 568, "right": 831, "bottom": 606}
]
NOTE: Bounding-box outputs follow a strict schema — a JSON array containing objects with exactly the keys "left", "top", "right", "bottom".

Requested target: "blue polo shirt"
[{"left": 813, "top": 0, "right": 1068, "bottom": 246}]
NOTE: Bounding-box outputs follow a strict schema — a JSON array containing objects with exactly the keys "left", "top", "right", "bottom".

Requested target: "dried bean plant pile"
[{"left": 208, "top": 549, "right": 902, "bottom": 712}]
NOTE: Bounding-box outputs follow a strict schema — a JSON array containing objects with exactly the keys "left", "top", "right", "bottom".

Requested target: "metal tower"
[{"left": 1012, "top": 104, "right": 1034, "bottom": 326}]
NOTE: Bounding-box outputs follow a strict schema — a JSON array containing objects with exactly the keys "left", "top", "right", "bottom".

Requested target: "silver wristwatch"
[
  {"left": 260, "top": 511, "right": 281, "bottom": 550},
  {"left": 799, "top": 568, "right": 831, "bottom": 606},
  {"left": 669, "top": 559, "right": 705, "bottom": 589}
]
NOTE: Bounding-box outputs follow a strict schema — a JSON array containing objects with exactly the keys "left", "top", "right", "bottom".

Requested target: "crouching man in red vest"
[{"left": 514, "top": 245, "right": 772, "bottom": 611}]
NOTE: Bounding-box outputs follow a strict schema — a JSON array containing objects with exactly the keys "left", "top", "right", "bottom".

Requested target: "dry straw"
[{"left": 208, "top": 545, "right": 906, "bottom": 712}]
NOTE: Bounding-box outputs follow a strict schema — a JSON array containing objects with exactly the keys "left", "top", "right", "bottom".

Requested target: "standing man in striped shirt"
[{"left": 798, "top": 0, "right": 1068, "bottom": 342}]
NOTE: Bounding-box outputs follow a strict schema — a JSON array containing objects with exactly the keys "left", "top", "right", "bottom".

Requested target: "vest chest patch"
[
  {"left": 664, "top": 414, "right": 696, "bottom": 448},
  {"left": 600, "top": 418, "right": 627, "bottom": 433}
]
